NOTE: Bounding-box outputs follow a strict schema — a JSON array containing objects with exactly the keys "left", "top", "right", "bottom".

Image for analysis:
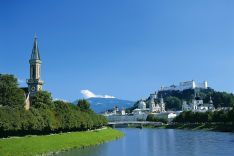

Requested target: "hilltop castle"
[
  {"left": 160, "top": 80, "right": 208, "bottom": 91},
  {"left": 24, "top": 34, "right": 44, "bottom": 110}
]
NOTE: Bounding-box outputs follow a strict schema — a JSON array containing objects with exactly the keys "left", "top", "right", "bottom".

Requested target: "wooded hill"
[{"left": 127, "top": 88, "right": 234, "bottom": 112}]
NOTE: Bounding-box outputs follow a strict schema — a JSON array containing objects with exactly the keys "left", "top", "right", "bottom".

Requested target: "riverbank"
[
  {"left": 156, "top": 123, "right": 234, "bottom": 132},
  {"left": 0, "top": 128, "right": 124, "bottom": 156},
  {"left": 57, "top": 128, "right": 234, "bottom": 156}
]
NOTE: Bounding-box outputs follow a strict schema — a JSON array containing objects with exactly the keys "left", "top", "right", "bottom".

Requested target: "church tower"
[
  {"left": 149, "top": 94, "right": 156, "bottom": 112},
  {"left": 27, "top": 34, "right": 43, "bottom": 96},
  {"left": 160, "top": 95, "right": 165, "bottom": 112}
]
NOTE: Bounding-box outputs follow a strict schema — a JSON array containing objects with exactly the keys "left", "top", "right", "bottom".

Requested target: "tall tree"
[
  {"left": 165, "top": 96, "right": 182, "bottom": 111},
  {"left": 77, "top": 99, "right": 91, "bottom": 111},
  {"left": 31, "top": 91, "right": 54, "bottom": 109},
  {"left": 0, "top": 74, "right": 25, "bottom": 108}
]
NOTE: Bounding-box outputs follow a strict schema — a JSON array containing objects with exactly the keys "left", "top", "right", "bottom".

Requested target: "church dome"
[{"left": 138, "top": 100, "right": 146, "bottom": 109}]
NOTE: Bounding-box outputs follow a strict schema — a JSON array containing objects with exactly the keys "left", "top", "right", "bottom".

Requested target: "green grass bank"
[{"left": 0, "top": 128, "right": 124, "bottom": 156}]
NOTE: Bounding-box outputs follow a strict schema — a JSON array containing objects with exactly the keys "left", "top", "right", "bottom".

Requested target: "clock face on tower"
[{"left": 31, "top": 86, "right": 36, "bottom": 92}]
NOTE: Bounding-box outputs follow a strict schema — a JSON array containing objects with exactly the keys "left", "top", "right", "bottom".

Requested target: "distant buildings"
[
  {"left": 104, "top": 92, "right": 173, "bottom": 122},
  {"left": 182, "top": 95, "right": 215, "bottom": 112},
  {"left": 138, "top": 99, "right": 146, "bottom": 110},
  {"left": 105, "top": 106, "right": 126, "bottom": 116},
  {"left": 132, "top": 100, "right": 147, "bottom": 115},
  {"left": 161, "top": 80, "right": 208, "bottom": 91},
  {"left": 149, "top": 94, "right": 165, "bottom": 113},
  {"left": 132, "top": 93, "right": 166, "bottom": 115},
  {"left": 104, "top": 80, "right": 222, "bottom": 122}
]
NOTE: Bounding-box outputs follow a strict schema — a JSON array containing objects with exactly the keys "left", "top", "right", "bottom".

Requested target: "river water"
[{"left": 57, "top": 128, "right": 234, "bottom": 156}]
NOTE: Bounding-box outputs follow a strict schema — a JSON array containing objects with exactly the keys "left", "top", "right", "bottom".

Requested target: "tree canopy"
[
  {"left": 0, "top": 74, "right": 25, "bottom": 108},
  {"left": 77, "top": 99, "right": 91, "bottom": 111},
  {"left": 0, "top": 74, "right": 107, "bottom": 137},
  {"left": 173, "top": 108, "right": 234, "bottom": 124},
  {"left": 164, "top": 96, "right": 182, "bottom": 111},
  {"left": 31, "top": 91, "right": 54, "bottom": 109}
]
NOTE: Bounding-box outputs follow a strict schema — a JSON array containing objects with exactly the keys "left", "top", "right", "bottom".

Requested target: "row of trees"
[
  {"left": 0, "top": 74, "right": 107, "bottom": 137},
  {"left": 173, "top": 109, "right": 234, "bottom": 124}
]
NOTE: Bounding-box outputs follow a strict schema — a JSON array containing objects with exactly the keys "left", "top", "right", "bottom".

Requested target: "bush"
[{"left": 146, "top": 114, "right": 167, "bottom": 123}]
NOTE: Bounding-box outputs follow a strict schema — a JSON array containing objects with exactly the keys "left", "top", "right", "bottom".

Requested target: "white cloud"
[
  {"left": 18, "top": 78, "right": 25, "bottom": 83},
  {"left": 53, "top": 98, "right": 68, "bottom": 102},
  {"left": 81, "top": 90, "right": 115, "bottom": 99}
]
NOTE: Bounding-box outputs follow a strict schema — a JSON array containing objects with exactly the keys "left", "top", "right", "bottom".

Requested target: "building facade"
[
  {"left": 182, "top": 96, "right": 215, "bottom": 112},
  {"left": 138, "top": 99, "right": 147, "bottom": 110},
  {"left": 149, "top": 94, "right": 165, "bottom": 113}
]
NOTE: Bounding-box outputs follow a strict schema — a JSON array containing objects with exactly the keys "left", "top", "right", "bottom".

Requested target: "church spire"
[
  {"left": 31, "top": 33, "right": 41, "bottom": 60},
  {"left": 160, "top": 95, "right": 164, "bottom": 104},
  {"left": 27, "top": 34, "right": 43, "bottom": 96}
]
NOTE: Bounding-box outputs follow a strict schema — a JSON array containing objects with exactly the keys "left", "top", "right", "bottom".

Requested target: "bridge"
[{"left": 108, "top": 121, "right": 163, "bottom": 128}]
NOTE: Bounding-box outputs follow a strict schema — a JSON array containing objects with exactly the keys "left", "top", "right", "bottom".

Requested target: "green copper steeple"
[{"left": 31, "top": 33, "right": 41, "bottom": 60}]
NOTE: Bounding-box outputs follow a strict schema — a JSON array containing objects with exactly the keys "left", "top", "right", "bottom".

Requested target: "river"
[{"left": 57, "top": 128, "right": 234, "bottom": 156}]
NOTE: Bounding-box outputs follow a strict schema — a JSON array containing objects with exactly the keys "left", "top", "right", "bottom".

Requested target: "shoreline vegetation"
[
  {"left": 0, "top": 128, "right": 124, "bottom": 156},
  {"left": 150, "top": 123, "right": 234, "bottom": 132},
  {"left": 122, "top": 123, "right": 234, "bottom": 133},
  {"left": 144, "top": 110, "right": 234, "bottom": 132},
  {"left": 169, "top": 110, "right": 234, "bottom": 132}
]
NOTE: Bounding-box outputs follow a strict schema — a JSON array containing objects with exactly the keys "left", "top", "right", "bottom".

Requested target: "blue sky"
[{"left": 0, "top": 0, "right": 234, "bottom": 101}]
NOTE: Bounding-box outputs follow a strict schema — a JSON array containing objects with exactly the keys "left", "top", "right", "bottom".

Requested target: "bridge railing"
[{"left": 108, "top": 121, "right": 163, "bottom": 125}]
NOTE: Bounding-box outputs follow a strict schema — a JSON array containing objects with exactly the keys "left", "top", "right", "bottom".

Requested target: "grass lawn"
[{"left": 0, "top": 128, "right": 124, "bottom": 156}]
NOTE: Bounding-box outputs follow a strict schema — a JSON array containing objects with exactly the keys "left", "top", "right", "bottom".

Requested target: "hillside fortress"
[
  {"left": 160, "top": 80, "right": 208, "bottom": 91},
  {"left": 24, "top": 34, "right": 43, "bottom": 110}
]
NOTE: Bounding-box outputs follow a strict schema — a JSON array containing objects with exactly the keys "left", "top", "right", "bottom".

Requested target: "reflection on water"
[{"left": 57, "top": 128, "right": 234, "bottom": 156}]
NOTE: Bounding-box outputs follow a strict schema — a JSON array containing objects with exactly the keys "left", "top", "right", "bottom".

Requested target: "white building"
[
  {"left": 121, "top": 109, "right": 126, "bottom": 115},
  {"left": 160, "top": 96, "right": 166, "bottom": 112},
  {"left": 132, "top": 109, "right": 148, "bottom": 115},
  {"left": 148, "top": 93, "right": 165, "bottom": 113},
  {"left": 105, "top": 93, "right": 170, "bottom": 122},
  {"left": 138, "top": 99, "right": 147, "bottom": 110},
  {"left": 161, "top": 80, "right": 208, "bottom": 91},
  {"left": 149, "top": 94, "right": 156, "bottom": 112},
  {"left": 182, "top": 96, "right": 215, "bottom": 112}
]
